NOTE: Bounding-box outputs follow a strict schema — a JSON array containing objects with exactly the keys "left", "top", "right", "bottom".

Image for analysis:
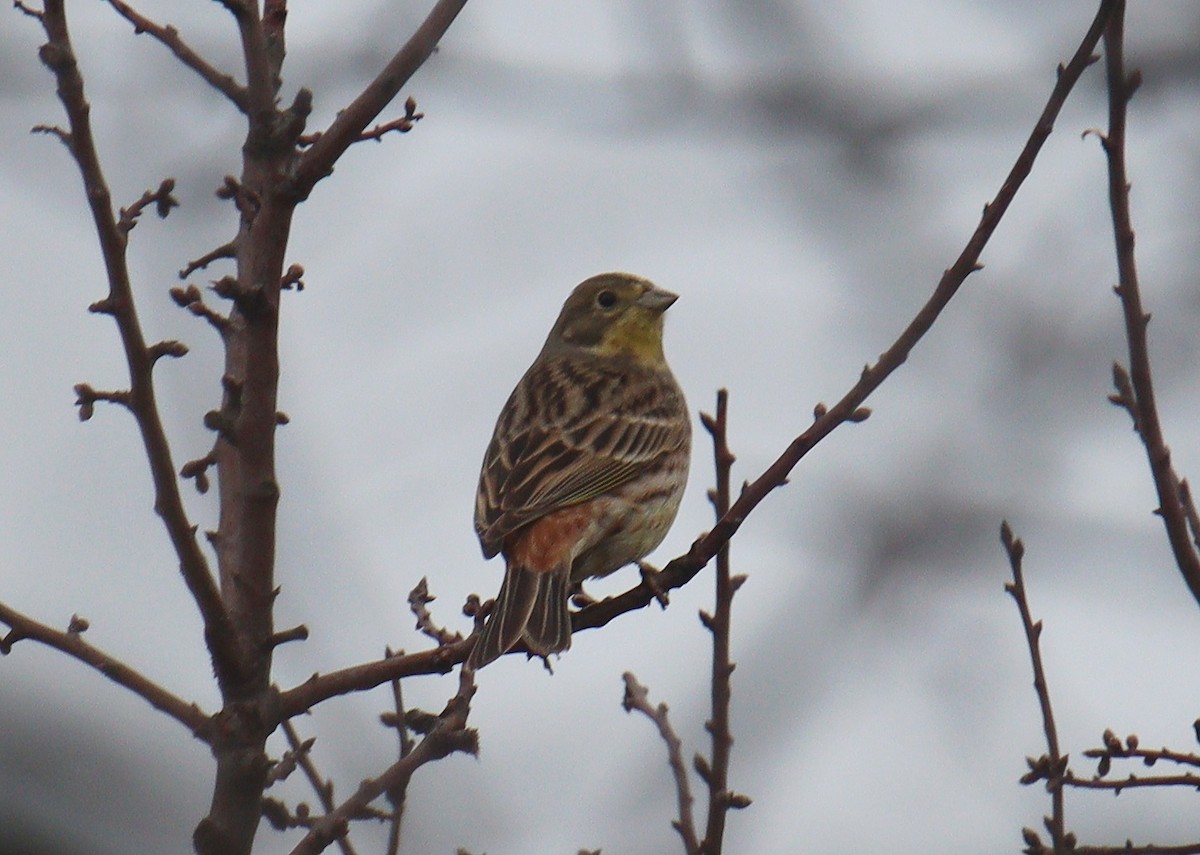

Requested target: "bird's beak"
[{"left": 637, "top": 286, "right": 679, "bottom": 313}]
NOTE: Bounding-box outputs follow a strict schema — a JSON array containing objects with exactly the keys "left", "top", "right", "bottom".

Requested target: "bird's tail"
[{"left": 468, "top": 564, "right": 572, "bottom": 669}]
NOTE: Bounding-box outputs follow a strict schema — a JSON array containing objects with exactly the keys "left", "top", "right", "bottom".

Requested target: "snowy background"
[{"left": 3, "top": 2, "right": 1200, "bottom": 853}]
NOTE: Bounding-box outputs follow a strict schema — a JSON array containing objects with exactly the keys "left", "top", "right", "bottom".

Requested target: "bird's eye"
[{"left": 595, "top": 289, "right": 618, "bottom": 309}]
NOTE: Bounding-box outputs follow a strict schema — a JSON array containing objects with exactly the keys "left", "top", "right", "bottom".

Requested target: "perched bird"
[{"left": 469, "top": 272, "right": 691, "bottom": 669}]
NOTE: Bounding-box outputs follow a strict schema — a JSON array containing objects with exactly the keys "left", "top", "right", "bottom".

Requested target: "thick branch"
[
  {"left": 0, "top": 599, "right": 210, "bottom": 736},
  {"left": 1099, "top": 2, "right": 1200, "bottom": 605},
  {"left": 36, "top": 0, "right": 242, "bottom": 689},
  {"left": 290, "top": 0, "right": 466, "bottom": 198}
]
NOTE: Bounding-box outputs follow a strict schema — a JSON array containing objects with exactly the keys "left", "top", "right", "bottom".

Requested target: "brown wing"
[{"left": 474, "top": 353, "right": 688, "bottom": 558}]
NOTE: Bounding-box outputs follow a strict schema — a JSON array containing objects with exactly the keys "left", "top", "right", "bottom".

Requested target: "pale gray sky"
[{"left": 3, "top": 2, "right": 1200, "bottom": 853}]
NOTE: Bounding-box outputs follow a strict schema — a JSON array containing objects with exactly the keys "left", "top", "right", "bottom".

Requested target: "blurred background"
[{"left": 3, "top": 1, "right": 1200, "bottom": 853}]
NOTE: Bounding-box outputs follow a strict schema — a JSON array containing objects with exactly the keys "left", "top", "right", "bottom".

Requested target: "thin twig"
[
  {"left": 288, "top": 668, "right": 477, "bottom": 855},
  {"left": 104, "top": 0, "right": 249, "bottom": 110},
  {"left": 1068, "top": 847, "right": 1200, "bottom": 855},
  {"left": 281, "top": 721, "right": 359, "bottom": 855},
  {"left": 383, "top": 652, "right": 414, "bottom": 855},
  {"left": 1002, "top": 522, "right": 1068, "bottom": 852},
  {"left": 408, "top": 578, "right": 463, "bottom": 647},
  {"left": 621, "top": 673, "right": 701, "bottom": 855},
  {"left": 1083, "top": 728, "right": 1200, "bottom": 772},
  {"left": 0, "top": 599, "right": 210, "bottom": 736},
  {"left": 1098, "top": 0, "right": 1200, "bottom": 606},
  {"left": 180, "top": 241, "right": 237, "bottom": 279},
  {"left": 570, "top": 0, "right": 1118, "bottom": 635},
  {"left": 272, "top": 0, "right": 1118, "bottom": 715},
  {"left": 698, "top": 390, "right": 750, "bottom": 854},
  {"left": 298, "top": 97, "right": 425, "bottom": 148},
  {"left": 35, "top": 0, "right": 242, "bottom": 689},
  {"left": 1065, "top": 771, "right": 1200, "bottom": 793},
  {"left": 291, "top": 0, "right": 466, "bottom": 198}
]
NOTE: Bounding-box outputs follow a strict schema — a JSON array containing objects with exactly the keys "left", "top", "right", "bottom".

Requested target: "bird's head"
[{"left": 543, "top": 272, "right": 678, "bottom": 364}]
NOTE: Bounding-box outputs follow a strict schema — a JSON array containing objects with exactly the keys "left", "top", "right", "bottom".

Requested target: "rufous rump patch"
[{"left": 506, "top": 503, "right": 596, "bottom": 573}]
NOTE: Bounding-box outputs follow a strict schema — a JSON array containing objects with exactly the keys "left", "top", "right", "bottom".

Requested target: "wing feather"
[{"left": 474, "top": 353, "right": 687, "bottom": 557}]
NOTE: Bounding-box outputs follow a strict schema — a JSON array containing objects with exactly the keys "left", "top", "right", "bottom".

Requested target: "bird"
[{"left": 468, "top": 272, "right": 691, "bottom": 669}]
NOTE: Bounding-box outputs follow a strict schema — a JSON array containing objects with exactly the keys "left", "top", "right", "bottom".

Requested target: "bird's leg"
[{"left": 569, "top": 581, "right": 598, "bottom": 608}]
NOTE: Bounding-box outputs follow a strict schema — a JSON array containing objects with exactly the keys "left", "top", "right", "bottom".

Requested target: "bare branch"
[
  {"left": 621, "top": 672, "right": 700, "bottom": 854},
  {"left": 408, "top": 578, "right": 464, "bottom": 647},
  {"left": 298, "top": 97, "right": 425, "bottom": 149},
  {"left": 288, "top": 668, "right": 478, "bottom": 855},
  {"left": 278, "top": 641, "right": 466, "bottom": 720},
  {"left": 382, "top": 649, "right": 414, "bottom": 855},
  {"left": 103, "top": 0, "right": 249, "bottom": 110},
  {"left": 0, "top": 599, "right": 211, "bottom": 737},
  {"left": 271, "top": 0, "right": 1120, "bottom": 716},
  {"left": 180, "top": 241, "right": 238, "bottom": 279},
  {"left": 1098, "top": 0, "right": 1200, "bottom": 605},
  {"left": 291, "top": 1, "right": 466, "bottom": 198},
  {"left": 280, "top": 721, "right": 359, "bottom": 855},
  {"left": 34, "top": 0, "right": 242, "bottom": 688},
  {"left": 1003, "top": 522, "right": 1069, "bottom": 851},
  {"left": 572, "top": 0, "right": 1118, "bottom": 636},
  {"left": 697, "top": 390, "right": 749, "bottom": 854},
  {"left": 116, "top": 178, "right": 179, "bottom": 235}
]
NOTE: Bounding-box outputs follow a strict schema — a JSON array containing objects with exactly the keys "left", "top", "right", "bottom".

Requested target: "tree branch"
[
  {"left": 698, "top": 390, "right": 750, "bottom": 854},
  {"left": 274, "top": 0, "right": 1118, "bottom": 718},
  {"left": 1003, "top": 523, "right": 1069, "bottom": 853},
  {"left": 1098, "top": 0, "right": 1200, "bottom": 606},
  {"left": 571, "top": 0, "right": 1118, "bottom": 635},
  {"left": 0, "top": 599, "right": 211, "bottom": 736},
  {"left": 290, "top": 0, "right": 466, "bottom": 199},
  {"left": 103, "top": 0, "right": 249, "bottom": 110},
  {"left": 287, "top": 668, "right": 477, "bottom": 855},
  {"left": 621, "top": 672, "right": 700, "bottom": 854},
  {"left": 34, "top": 0, "right": 243, "bottom": 690}
]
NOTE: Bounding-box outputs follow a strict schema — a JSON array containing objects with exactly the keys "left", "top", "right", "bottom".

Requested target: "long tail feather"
[
  {"left": 523, "top": 571, "right": 572, "bottom": 657},
  {"left": 469, "top": 564, "right": 541, "bottom": 669}
]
